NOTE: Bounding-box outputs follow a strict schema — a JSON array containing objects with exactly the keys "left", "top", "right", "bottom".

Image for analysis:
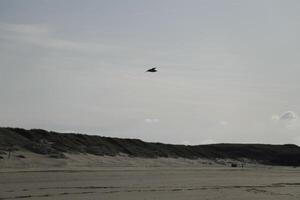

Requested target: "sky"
[{"left": 1, "top": 0, "right": 300, "bottom": 145}]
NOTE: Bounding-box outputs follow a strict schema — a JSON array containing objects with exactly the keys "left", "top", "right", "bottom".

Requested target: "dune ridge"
[{"left": 1, "top": 127, "right": 300, "bottom": 167}]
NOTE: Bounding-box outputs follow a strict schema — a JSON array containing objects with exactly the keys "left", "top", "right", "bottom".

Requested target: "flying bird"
[{"left": 146, "top": 67, "right": 157, "bottom": 72}]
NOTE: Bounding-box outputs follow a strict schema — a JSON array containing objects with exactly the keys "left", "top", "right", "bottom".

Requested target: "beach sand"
[{"left": 0, "top": 151, "right": 300, "bottom": 199}]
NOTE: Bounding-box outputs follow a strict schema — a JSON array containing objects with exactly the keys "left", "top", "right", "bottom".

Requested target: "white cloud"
[
  {"left": 144, "top": 118, "right": 160, "bottom": 124},
  {"left": 271, "top": 111, "right": 299, "bottom": 129},
  {"left": 279, "top": 111, "right": 298, "bottom": 121},
  {"left": 271, "top": 115, "right": 280, "bottom": 120},
  {"left": 272, "top": 111, "right": 298, "bottom": 121}
]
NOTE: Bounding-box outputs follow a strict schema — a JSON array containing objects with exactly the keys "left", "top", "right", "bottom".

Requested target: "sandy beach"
[{"left": 1, "top": 153, "right": 300, "bottom": 200}]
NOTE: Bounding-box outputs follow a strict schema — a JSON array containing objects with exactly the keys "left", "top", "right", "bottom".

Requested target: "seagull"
[{"left": 146, "top": 67, "right": 157, "bottom": 72}]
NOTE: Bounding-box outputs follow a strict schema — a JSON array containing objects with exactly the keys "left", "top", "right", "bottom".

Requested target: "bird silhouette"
[{"left": 146, "top": 67, "right": 157, "bottom": 72}]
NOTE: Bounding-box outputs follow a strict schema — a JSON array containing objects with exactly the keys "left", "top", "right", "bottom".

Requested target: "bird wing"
[
  {"left": 145, "top": 67, "right": 157, "bottom": 72},
  {"left": 146, "top": 67, "right": 154, "bottom": 71}
]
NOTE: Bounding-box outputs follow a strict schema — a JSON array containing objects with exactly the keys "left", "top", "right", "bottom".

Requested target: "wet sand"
[{"left": 1, "top": 167, "right": 300, "bottom": 200}]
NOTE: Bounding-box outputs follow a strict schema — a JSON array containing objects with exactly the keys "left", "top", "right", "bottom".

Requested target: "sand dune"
[
  {"left": 0, "top": 150, "right": 255, "bottom": 170},
  {"left": 1, "top": 127, "right": 300, "bottom": 167}
]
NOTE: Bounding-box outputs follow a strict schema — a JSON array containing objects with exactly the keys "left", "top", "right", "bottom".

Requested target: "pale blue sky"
[{"left": 1, "top": 0, "right": 300, "bottom": 145}]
